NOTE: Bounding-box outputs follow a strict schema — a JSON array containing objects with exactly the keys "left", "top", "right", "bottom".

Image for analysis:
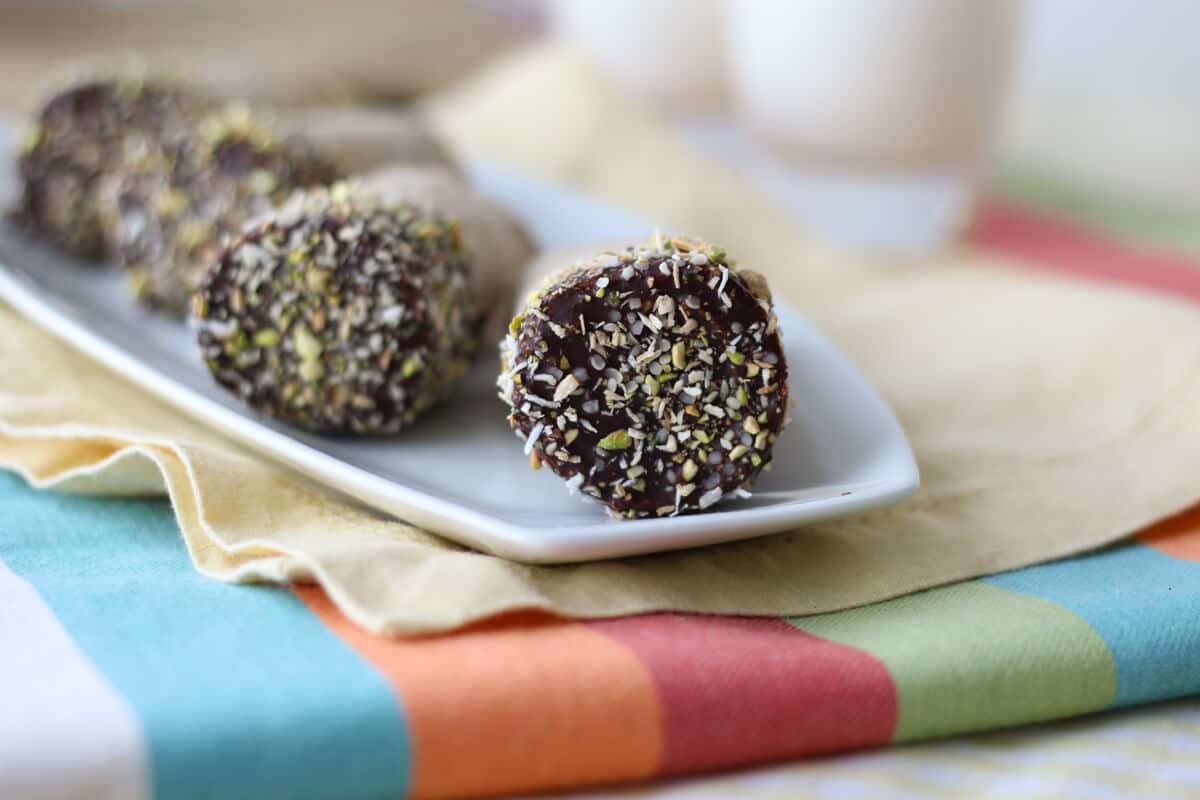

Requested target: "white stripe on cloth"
[{"left": 0, "top": 558, "right": 148, "bottom": 800}]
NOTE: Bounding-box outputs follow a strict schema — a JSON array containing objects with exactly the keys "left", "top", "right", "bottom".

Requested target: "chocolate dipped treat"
[
  {"left": 105, "top": 103, "right": 341, "bottom": 314},
  {"left": 193, "top": 184, "right": 476, "bottom": 434},
  {"left": 499, "top": 235, "right": 788, "bottom": 518},
  {"left": 15, "top": 75, "right": 207, "bottom": 257}
]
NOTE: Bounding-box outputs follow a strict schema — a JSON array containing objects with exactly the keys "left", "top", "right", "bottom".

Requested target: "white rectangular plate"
[{"left": 0, "top": 137, "right": 918, "bottom": 563}]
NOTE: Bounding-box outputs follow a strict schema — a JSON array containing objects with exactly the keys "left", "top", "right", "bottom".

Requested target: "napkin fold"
[{"left": 4, "top": 47, "right": 1200, "bottom": 634}]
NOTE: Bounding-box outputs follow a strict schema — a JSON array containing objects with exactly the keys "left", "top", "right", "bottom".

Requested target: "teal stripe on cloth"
[
  {"left": 0, "top": 471, "right": 411, "bottom": 800},
  {"left": 984, "top": 543, "right": 1200, "bottom": 708}
]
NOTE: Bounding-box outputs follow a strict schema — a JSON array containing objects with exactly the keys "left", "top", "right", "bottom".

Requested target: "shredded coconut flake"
[
  {"left": 524, "top": 422, "right": 545, "bottom": 455},
  {"left": 524, "top": 394, "right": 560, "bottom": 408},
  {"left": 554, "top": 373, "right": 581, "bottom": 402}
]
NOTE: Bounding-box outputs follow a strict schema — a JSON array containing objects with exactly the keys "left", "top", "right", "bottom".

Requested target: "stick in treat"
[{"left": 499, "top": 235, "right": 789, "bottom": 518}]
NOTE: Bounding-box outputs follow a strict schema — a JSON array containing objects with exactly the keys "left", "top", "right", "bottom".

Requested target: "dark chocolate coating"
[
  {"left": 194, "top": 185, "right": 477, "bottom": 435},
  {"left": 499, "top": 236, "right": 788, "bottom": 518},
  {"left": 108, "top": 105, "right": 342, "bottom": 315},
  {"left": 15, "top": 77, "right": 206, "bottom": 257}
]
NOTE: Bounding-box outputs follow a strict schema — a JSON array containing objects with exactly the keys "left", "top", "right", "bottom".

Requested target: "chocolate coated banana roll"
[
  {"left": 499, "top": 235, "right": 789, "bottom": 518},
  {"left": 193, "top": 184, "right": 476, "bottom": 434}
]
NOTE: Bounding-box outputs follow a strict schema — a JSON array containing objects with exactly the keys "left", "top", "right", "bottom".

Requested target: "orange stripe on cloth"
[
  {"left": 1136, "top": 504, "right": 1200, "bottom": 561},
  {"left": 295, "top": 587, "right": 663, "bottom": 798}
]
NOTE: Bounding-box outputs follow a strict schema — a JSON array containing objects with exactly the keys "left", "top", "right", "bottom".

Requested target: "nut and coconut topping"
[
  {"left": 194, "top": 183, "right": 477, "bottom": 434},
  {"left": 499, "top": 234, "right": 789, "bottom": 518}
]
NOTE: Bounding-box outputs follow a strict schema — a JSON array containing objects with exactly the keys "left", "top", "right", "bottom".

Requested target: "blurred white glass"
[
  {"left": 725, "top": 0, "right": 1024, "bottom": 251},
  {"left": 549, "top": 0, "right": 726, "bottom": 110}
]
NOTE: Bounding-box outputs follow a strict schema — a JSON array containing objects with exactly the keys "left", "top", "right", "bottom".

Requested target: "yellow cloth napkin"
[{"left": 4, "top": 47, "right": 1200, "bottom": 635}]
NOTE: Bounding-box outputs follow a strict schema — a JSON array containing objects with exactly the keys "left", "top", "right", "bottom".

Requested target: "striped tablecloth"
[{"left": 4, "top": 185, "right": 1200, "bottom": 799}]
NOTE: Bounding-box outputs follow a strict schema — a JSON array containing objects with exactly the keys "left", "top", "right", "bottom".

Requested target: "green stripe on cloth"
[
  {"left": 993, "top": 168, "right": 1200, "bottom": 258},
  {"left": 985, "top": 544, "right": 1200, "bottom": 708},
  {"left": 787, "top": 581, "right": 1116, "bottom": 742},
  {"left": 0, "top": 471, "right": 412, "bottom": 800}
]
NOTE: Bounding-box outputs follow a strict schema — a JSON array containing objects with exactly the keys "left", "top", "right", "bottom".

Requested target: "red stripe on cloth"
[
  {"left": 1136, "top": 504, "right": 1200, "bottom": 562},
  {"left": 589, "top": 614, "right": 896, "bottom": 776},
  {"left": 972, "top": 202, "right": 1200, "bottom": 303},
  {"left": 295, "top": 589, "right": 663, "bottom": 799}
]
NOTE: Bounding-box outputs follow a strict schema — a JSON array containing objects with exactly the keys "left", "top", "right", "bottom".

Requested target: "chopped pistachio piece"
[
  {"left": 293, "top": 325, "right": 322, "bottom": 360},
  {"left": 681, "top": 459, "right": 699, "bottom": 481},
  {"left": 671, "top": 341, "right": 687, "bottom": 369},
  {"left": 597, "top": 430, "right": 632, "bottom": 450},
  {"left": 253, "top": 329, "right": 280, "bottom": 347},
  {"left": 298, "top": 359, "right": 324, "bottom": 382}
]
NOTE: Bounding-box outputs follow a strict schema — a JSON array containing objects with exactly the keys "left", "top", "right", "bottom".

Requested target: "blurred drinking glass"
[
  {"left": 550, "top": 0, "right": 727, "bottom": 111},
  {"left": 725, "top": 0, "right": 1024, "bottom": 252}
]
